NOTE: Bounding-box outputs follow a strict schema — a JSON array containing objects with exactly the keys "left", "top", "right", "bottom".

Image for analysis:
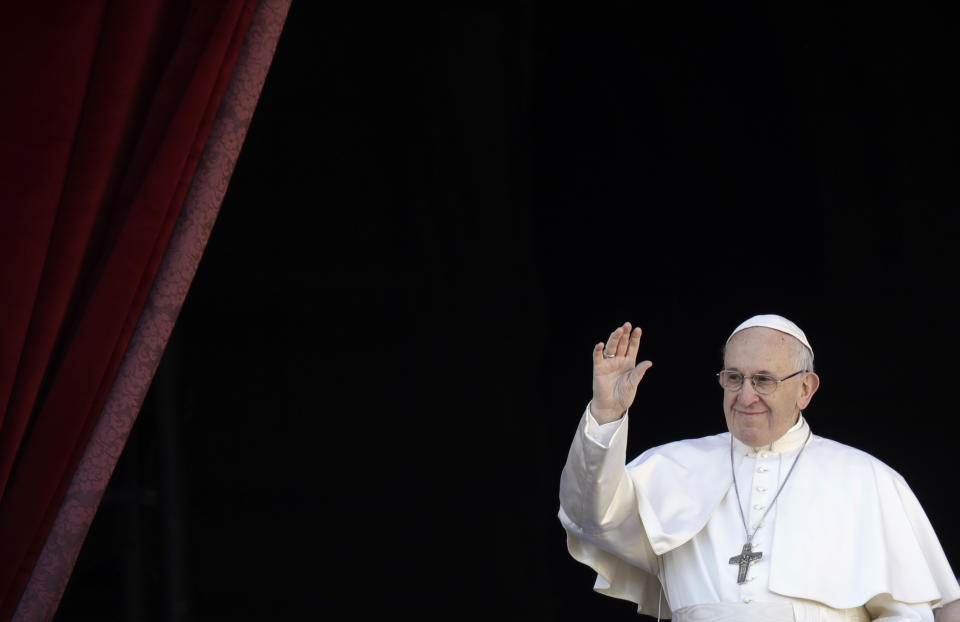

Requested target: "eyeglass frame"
[{"left": 716, "top": 369, "right": 808, "bottom": 395}]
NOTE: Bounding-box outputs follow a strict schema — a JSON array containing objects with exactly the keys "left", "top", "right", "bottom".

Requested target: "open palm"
[{"left": 590, "top": 322, "right": 653, "bottom": 423}]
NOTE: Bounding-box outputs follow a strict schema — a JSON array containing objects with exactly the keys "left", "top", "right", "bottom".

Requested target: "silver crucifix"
[{"left": 728, "top": 541, "right": 763, "bottom": 584}]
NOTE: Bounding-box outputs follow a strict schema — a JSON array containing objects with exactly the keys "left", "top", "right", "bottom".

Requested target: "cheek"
[
  {"left": 779, "top": 391, "right": 799, "bottom": 411},
  {"left": 771, "top": 395, "right": 792, "bottom": 417}
]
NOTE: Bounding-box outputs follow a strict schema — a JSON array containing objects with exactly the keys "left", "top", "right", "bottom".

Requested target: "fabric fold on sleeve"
[{"left": 558, "top": 405, "right": 668, "bottom": 617}]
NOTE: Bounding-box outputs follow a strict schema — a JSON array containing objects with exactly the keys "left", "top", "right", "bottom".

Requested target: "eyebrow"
[{"left": 725, "top": 368, "right": 777, "bottom": 375}]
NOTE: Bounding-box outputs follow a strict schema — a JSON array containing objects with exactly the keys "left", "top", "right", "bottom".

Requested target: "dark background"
[{"left": 55, "top": 2, "right": 959, "bottom": 621}]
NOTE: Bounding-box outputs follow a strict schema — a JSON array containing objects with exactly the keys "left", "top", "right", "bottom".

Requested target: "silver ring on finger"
[{"left": 603, "top": 352, "right": 616, "bottom": 359}]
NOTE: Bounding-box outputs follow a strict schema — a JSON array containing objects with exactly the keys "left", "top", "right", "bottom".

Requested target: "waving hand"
[{"left": 590, "top": 322, "right": 653, "bottom": 423}]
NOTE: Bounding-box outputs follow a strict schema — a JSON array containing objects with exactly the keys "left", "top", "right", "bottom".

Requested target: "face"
[{"left": 722, "top": 327, "right": 820, "bottom": 447}]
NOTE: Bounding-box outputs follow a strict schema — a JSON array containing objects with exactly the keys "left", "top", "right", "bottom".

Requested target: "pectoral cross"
[{"left": 728, "top": 542, "right": 762, "bottom": 584}]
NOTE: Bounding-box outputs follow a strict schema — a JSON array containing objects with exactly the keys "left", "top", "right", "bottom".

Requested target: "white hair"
[{"left": 794, "top": 341, "right": 815, "bottom": 373}]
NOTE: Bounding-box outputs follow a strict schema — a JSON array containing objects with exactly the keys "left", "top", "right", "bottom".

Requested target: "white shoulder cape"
[{"left": 563, "top": 422, "right": 960, "bottom": 614}]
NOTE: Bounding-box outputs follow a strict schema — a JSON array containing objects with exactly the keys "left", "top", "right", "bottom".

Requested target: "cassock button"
[
  {"left": 753, "top": 504, "right": 765, "bottom": 510},
  {"left": 756, "top": 486, "right": 767, "bottom": 492},
  {"left": 758, "top": 466, "right": 768, "bottom": 472},
  {"left": 743, "top": 598, "right": 753, "bottom": 603}
]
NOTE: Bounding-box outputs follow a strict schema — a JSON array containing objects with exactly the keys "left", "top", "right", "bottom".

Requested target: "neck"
[{"left": 733, "top": 414, "right": 809, "bottom": 454}]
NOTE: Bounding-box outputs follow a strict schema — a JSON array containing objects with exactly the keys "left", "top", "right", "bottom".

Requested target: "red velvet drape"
[{"left": 0, "top": 1, "right": 257, "bottom": 617}]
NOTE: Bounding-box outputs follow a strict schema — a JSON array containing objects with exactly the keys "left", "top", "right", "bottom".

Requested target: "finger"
[
  {"left": 614, "top": 322, "right": 632, "bottom": 356},
  {"left": 604, "top": 326, "right": 623, "bottom": 357},
  {"left": 593, "top": 342, "right": 605, "bottom": 366},
  {"left": 625, "top": 326, "right": 643, "bottom": 362}
]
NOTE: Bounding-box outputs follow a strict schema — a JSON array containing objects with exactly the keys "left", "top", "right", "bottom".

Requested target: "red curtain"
[{"left": 0, "top": 1, "right": 257, "bottom": 617}]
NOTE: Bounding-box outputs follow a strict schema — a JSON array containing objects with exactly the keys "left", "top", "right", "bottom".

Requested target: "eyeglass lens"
[{"left": 718, "top": 371, "right": 779, "bottom": 394}]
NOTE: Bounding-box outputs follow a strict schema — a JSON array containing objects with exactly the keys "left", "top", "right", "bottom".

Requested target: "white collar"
[{"left": 731, "top": 414, "right": 810, "bottom": 455}]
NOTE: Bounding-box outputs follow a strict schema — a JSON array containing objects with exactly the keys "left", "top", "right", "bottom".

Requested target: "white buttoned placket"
[
  {"left": 728, "top": 419, "right": 809, "bottom": 607},
  {"left": 734, "top": 448, "right": 780, "bottom": 603}
]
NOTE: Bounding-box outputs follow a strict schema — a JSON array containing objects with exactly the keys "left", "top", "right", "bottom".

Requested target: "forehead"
[{"left": 724, "top": 327, "right": 798, "bottom": 371}]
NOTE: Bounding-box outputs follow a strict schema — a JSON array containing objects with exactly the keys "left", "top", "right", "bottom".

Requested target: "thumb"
[{"left": 627, "top": 360, "right": 653, "bottom": 388}]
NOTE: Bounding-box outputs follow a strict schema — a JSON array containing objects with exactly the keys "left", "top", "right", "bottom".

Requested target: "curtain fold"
[
  {"left": 0, "top": 3, "right": 107, "bottom": 481},
  {"left": 0, "top": 1, "right": 276, "bottom": 618}
]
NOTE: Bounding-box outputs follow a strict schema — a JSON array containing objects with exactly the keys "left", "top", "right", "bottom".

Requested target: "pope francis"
[{"left": 559, "top": 314, "right": 960, "bottom": 621}]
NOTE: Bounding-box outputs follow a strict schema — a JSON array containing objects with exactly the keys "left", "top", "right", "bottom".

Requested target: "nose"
[{"left": 736, "top": 379, "right": 761, "bottom": 405}]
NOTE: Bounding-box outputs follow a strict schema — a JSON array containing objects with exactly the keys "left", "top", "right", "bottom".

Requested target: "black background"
[{"left": 56, "top": 2, "right": 959, "bottom": 621}]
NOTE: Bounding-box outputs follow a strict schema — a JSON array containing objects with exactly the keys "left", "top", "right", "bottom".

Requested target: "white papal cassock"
[{"left": 559, "top": 406, "right": 960, "bottom": 621}]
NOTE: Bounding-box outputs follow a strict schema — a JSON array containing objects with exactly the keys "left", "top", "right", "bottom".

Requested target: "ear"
[{"left": 797, "top": 372, "right": 820, "bottom": 410}]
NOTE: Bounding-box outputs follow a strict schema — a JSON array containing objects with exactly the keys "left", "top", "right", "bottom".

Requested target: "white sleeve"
[
  {"left": 558, "top": 404, "right": 658, "bottom": 573},
  {"left": 584, "top": 405, "right": 626, "bottom": 447},
  {"left": 865, "top": 593, "right": 934, "bottom": 621}
]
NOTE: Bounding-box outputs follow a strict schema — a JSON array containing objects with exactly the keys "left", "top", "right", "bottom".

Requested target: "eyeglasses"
[{"left": 716, "top": 369, "right": 807, "bottom": 395}]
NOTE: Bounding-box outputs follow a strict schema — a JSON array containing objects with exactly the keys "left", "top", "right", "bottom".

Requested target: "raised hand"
[{"left": 590, "top": 322, "right": 653, "bottom": 424}]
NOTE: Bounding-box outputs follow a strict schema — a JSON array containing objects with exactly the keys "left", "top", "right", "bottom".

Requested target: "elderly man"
[{"left": 559, "top": 315, "right": 959, "bottom": 621}]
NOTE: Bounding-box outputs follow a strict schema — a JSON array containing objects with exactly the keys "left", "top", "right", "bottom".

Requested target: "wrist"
[{"left": 588, "top": 400, "right": 625, "bottom": 424}]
